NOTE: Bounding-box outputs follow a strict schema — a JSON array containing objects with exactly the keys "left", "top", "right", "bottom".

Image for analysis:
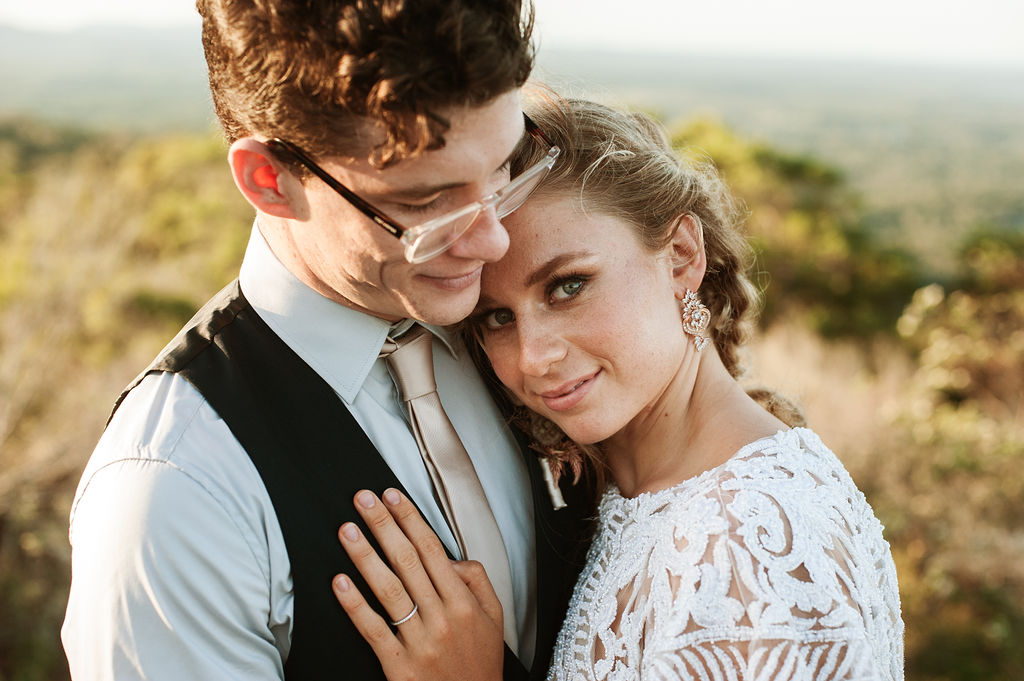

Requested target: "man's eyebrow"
[{"left": 385, "top": 125, "right": 525, "bottom": 200}]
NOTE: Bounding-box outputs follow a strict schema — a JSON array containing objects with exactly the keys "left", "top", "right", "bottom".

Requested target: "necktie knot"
[{"left": 381, "top": 327, "right": 436, "bottom": 401}]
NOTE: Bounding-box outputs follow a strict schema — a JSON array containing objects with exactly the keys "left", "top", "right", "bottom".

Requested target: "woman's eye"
[
  {"left": 550, "top": 278, "right": 585, "bottom": 302},
  {"left": 483, "top": 308, "right": 515, "bottom": 330}
]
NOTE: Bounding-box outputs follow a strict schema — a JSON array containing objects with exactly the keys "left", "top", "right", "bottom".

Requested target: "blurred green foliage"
[
  {"left": 0, "top": 119, "right": 251, "bottom": 681},
  {"left": 671, "top": 118, "right": 925, "bottom": 337},
  {"left": 865, "top": 231, "right": 1024, "bottom": 680},
  {"left": 1, "top": 115, "right": 1021, "bottom": 681}
]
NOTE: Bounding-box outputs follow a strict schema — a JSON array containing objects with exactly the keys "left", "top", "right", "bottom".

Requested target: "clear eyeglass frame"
[{"left": 266, "top": 115, "right": 560, "bottom": 264}]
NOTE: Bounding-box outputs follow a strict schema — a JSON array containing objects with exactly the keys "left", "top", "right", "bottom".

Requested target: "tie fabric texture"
[{"left": 380, "top": 325, "right": 519, "bottom": 653}]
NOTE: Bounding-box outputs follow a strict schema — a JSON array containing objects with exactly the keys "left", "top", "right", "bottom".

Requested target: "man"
[{"left": 61, "top": 2, "right": 587, "bottom": 679}]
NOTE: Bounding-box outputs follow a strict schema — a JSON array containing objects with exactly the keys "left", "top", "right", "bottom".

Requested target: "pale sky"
[{"left": 2, "top": 0, "right": 1022, "bottom": 68}]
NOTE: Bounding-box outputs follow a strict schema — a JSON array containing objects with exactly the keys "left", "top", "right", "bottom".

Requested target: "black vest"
[{"left": 112, "top": 280, "right": 591, "bottom": 680}]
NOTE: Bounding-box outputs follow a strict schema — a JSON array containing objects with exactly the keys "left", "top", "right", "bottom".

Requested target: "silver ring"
[{"left": 388, "top": 603, "right": 418, "bottom": 626}]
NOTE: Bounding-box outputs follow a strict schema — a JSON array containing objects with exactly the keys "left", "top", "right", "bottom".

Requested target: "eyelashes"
[
  {"left": 396, "top": 163, "right": 510, "bottom": 216},
  {"left": 547, "top": 273, "right": 588, "bottom": 302},
  {"left": 475, "top": 270, "right": 593, "bottom": 333},
  {"left": 479, "top": 307, "right": 515, "bottom": 331}
]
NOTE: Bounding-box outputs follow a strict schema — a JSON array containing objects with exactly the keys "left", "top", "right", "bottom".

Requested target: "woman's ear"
[
  {"left": 667, "top": 213, "right": 707, "bottom": 296},
  {"left": 227, "top": 138, "right": 302, "bottom": 219}
]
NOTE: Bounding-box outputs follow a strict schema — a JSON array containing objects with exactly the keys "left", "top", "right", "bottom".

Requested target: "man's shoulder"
[
  {"left": 73, "top": 371, "right": 265, "bottom": 525},
  {"left": 63, "top": 373, "right": 293, "bottom": 680},
  {"left": 100, "top": 370, "right": 222, "bottom": 466}
]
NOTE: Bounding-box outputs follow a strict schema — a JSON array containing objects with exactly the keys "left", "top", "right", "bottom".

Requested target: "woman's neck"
[{"left": 602, "top": 349, "right": 786, "bottom": 498}]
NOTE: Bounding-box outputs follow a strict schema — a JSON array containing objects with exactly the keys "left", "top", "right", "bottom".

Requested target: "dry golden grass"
[{"left": 744, "top": 321, "right": 915, "bottom": 474}]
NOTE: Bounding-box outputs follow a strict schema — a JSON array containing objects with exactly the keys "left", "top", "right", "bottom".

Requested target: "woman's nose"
[{"left": 517, "top": 315, "right": 567, "bottom": 377}]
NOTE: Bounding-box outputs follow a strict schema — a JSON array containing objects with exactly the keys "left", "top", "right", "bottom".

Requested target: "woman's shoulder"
[
  {"left": 721, "top": 426, "right": 846, "bottom": 478},
  {"left": 717, "top": 424, "right": 827, "bottom": 469},
  {"left": 603, "top": 428, "right": 882, "bottom": 545},
  {"left": 604, "top": 428, "right": 850, "bottom": 508},
  {"left": 711, "top": 427, "right": 880, "bottom": 529},
  {"left": 720, "top": 428, "right": 877, "bottom": 516}
]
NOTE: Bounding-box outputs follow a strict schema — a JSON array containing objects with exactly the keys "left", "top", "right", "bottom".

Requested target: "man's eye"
[{"left": 397, "top": 200, "right": 440, "bottom": 215}]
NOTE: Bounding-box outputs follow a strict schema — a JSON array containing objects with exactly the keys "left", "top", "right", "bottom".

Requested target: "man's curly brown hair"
[{"left": 196, "top": 0, "right": 534, "bottom": 167}]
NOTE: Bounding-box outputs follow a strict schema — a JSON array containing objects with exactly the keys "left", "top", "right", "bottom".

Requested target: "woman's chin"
[{"left": 552, "top": 420, "right": 611, "bottom": 448}]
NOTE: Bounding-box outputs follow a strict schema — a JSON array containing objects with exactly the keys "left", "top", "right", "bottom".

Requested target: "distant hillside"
[
  {"left": 1, "top": 25, "right": 212, "bottom": 132},
  {"left": 3, "top": 25, "right": 1022, "bottom": 271},
  {"left": 535, "top": 51, "right": 1024, "bottom": 272}
]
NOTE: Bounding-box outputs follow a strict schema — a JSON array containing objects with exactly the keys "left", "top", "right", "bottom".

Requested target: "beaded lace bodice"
[{"left": 549, "top": 428, "right": 903, "bottom": 681}]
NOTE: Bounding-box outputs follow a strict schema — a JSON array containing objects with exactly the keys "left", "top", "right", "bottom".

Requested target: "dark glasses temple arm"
[
  {"left": 523, "top": 113, "right": 555, "bottom": 149},
  {"left": 264, "top": 138, "right": 404, "bottom": 239}
]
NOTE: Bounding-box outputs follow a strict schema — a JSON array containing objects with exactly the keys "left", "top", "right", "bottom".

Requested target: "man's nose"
[{"left": 446, "top": 205, "right": 510, "bottom": 263}]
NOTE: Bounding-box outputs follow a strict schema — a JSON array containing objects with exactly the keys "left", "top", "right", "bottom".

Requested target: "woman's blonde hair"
[{"left": 463, "top": 93, "right": 804, "bottom": 486}]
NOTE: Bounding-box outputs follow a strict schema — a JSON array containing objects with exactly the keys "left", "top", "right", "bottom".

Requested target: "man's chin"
[
  {"left": 406, "top": 284, "right": 480, "bottom": 327},
  {"left": 412, "top": 306, "right": 476, "bottom": 327}
]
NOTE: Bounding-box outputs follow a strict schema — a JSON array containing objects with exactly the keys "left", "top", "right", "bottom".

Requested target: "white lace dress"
[{"left": 548, "top": 428, "right": 903, "bottom": 681}]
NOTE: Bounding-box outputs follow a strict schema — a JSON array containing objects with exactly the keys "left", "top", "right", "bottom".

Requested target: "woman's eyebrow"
[{"left": 525, "top": 252, "right": 590, "bottom": 287}]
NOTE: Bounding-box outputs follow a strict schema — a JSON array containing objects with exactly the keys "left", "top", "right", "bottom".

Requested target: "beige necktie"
[{"left": 381, "top": 326, "right": 519, "bottom": 653}]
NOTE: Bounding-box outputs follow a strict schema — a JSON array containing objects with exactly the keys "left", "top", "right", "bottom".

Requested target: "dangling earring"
[{"left": 680, "top": 289, "right": 711, "bottom": 352}]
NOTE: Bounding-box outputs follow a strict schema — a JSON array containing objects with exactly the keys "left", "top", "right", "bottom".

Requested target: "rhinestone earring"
[{"left": 680, "top": 289, "right": 711, "bottom": 352}]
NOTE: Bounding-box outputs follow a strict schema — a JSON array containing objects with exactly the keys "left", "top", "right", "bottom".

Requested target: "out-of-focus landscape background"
[{"left": 1, "top": 3, "right": 1023, "bottom": 679}]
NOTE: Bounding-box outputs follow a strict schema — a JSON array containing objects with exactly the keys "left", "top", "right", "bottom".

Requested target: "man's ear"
[
  {"left": 666, "top": 213, "right": 707, "bottom": 296},
  {"left": 228, "top": 138, "right": 301, "bottom": 219}
]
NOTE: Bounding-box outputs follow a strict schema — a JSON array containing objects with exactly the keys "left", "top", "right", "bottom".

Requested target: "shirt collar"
[{"left": 238, "top": 223, "right": 458, "bottom": 403}]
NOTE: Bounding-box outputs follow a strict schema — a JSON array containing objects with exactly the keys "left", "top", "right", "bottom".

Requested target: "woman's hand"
[{"left": 333, "top": 488, "right": 504, "bottom": 681}]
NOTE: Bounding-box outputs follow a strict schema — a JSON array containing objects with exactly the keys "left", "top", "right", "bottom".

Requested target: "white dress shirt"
[{"left": 62, "top": 225, "right": 536, "bottom": 680}]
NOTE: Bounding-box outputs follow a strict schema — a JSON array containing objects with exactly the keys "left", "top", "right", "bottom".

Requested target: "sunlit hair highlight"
[{"left": 196, "top": 0, "right": 534, "bottom": 168}]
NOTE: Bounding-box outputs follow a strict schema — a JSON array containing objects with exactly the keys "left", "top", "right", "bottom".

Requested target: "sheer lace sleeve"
[{"left": 548, "top": 429, "right": 903, "bottom": 681}]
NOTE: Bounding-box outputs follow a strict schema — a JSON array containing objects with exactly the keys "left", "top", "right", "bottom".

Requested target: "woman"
[{"left": 331, "top": 97, "right": 904, "bottom": 680}]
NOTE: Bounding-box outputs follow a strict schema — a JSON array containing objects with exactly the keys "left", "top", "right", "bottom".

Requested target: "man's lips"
[
  {"left": 538, "top": 370, "right": 600, "bottom": 412},
  {"left": 418, "top": 266, "right": 483, "bottom": 291}
]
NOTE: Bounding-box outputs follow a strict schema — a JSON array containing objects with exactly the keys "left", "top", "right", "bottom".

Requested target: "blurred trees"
[
  {"left": 1, "top": 115, "right": 1021, "bottom": 681},
  {"left": 876, "top": 230, "right": 1024, "bottom": 680},
  {"left": 671, "top": 117, "right": 924, "bottom": 338},
  {"left": 0, "top": 120, "right": 251, "bottom": 681}
]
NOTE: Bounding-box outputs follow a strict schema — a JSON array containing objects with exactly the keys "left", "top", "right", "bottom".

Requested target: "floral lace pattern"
[{"left": 549, "top": 429, "right": 903, "bottom": 681}]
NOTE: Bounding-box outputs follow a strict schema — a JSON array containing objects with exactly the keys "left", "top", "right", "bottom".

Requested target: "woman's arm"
[{"left": 333, "top": 488, "right": 505, "bottom": 681}]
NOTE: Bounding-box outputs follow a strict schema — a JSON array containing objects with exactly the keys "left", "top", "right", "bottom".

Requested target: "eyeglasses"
[{"left": 266, "top": 115, "right": 560, "bottom": 264}]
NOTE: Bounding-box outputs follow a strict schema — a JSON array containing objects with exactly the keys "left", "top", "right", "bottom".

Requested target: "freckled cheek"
[
  {"left": 583, "top": 306, "right": 635, "bottom": 351},
  {"left": 483, "top": 341, "right": 524, "bottom": 396}
]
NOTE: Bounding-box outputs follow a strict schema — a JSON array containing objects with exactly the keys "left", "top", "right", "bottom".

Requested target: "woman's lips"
[{"left": 539, "top": 370, "right": 600, "bottom": 412}]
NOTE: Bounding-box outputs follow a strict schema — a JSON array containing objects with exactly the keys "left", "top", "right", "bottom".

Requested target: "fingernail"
[
  {"left": 334, "top": 575, "right": 350, "bottom": 592},
  {"left": 342, "top": 523, "right": 359, "bottom": 542},
  {"left": 356, "top": 491, "right": 376, "bottom": 509},
  {"left": 383, "top": 488, "right": 401, "bottom": 506}
]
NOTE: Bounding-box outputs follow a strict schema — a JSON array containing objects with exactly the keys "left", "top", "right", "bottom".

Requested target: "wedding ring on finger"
[{"left": 388, "top": 603, "right": 418, "bottom": 626}]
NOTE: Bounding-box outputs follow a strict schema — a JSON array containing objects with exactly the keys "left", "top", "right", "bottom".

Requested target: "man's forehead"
[
  {"left": 326, "top": 94, "right": 525, "bottom": 193},
  {"left": 330, "top": 90, "right": 523, "bottom": 157}
]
